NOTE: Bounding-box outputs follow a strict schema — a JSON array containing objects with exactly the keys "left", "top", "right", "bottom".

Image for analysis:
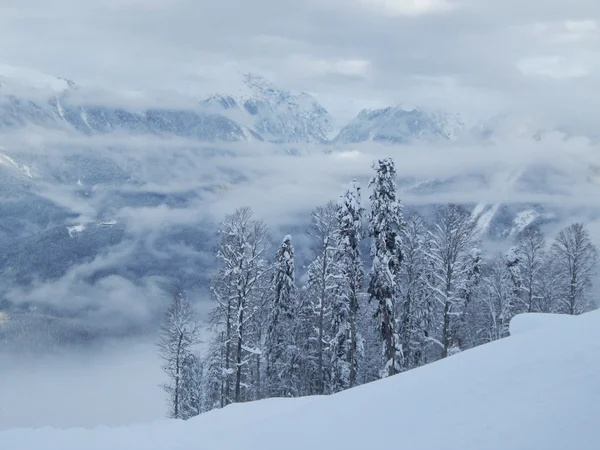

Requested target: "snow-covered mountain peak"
[
  {"left": 335, "top": 105, "right": 464, "bottom": 144},
  {"left": 200, "top": 73, "right": 333, "bottom": 143}
]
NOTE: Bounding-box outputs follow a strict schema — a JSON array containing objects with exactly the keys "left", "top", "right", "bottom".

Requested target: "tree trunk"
[
  {"left": 401, "top": 292, "right": 412, "bottom": 370},
  {"left": 224, "top": 303, "right": 232, "bottom": 405},
  {"left": 383, "top": 303, "right": 397, "bottom": 377},
  {"left": 569, "top": 273, "right": 577, "bottom": 315},
  {"left": 318, "top": 255, "right": 326, "bottom": 394},
  {"left": 441, "top": 272, "right": 452, "bottom": 358},
  {"left": 349, "top": 291, "right": 357, "bottom": 388},
  {"left": 527, "top": 272, "right": 534, "bottom": 313},
  {"left": 174, "top": 333, "right": 183, "bottom": 418},
  {"left": 235, "top": 303, "right": 245, "bottom": 403},
  {"left": 256, "top": 353, "right": 261, "bottom": 400},
  {"left": 441, "top": 298, "right": 451, "bottom": 359}
]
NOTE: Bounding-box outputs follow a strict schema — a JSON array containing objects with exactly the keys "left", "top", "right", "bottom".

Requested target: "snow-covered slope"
[
  {"left": 200, "top": 74, "right": 333, "bottom": 143},
  {"left": 3, "top": 310, "right": 599, "bottom": 450},
  {"left": 333, "top": 105, "right": 464, "bottom": 144}
]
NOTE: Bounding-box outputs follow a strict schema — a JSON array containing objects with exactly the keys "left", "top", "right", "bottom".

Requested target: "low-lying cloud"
[{"left": 2, "top": 127, "right": 600, "bottom": 342}]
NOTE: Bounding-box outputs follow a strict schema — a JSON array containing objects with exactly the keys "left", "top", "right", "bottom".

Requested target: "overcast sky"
[{"left": 0, "top": 0, "right": 599, "bottom": 123}]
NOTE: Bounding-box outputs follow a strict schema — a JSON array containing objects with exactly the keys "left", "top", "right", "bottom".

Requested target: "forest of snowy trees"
[{"left": 157, "top": 157, "right": 598, "bottom": 419}]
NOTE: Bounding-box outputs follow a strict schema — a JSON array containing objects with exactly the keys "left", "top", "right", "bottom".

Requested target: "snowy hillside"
[{"left": 2, "top": 310, "right": 599, "bottom": 449}]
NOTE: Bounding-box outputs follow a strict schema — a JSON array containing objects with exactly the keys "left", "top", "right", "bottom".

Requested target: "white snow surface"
[
  {"left": 509, "top": 312, "right": 576, "bottom": 335},
  {"left": 3, "top": 310, "right": 599, "bottom": 449},
  {"left": 67, "top": 224, "right": 86, "bottom": 237}
]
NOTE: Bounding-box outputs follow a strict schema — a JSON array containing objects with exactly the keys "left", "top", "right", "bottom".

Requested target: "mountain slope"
[
  {"left": 3, "top": 310, "right": 598, "bottom": 449},
  {"left": 333, "top": 105, "right": 464, "bottom": 144},
  {"left": 200, "top": 74, "right": 333, "bottom": 143}
]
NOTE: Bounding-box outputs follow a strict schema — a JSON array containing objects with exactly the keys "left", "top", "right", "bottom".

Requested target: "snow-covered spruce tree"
[
  {"left": 368, "top": 158, "right": 403, "bottom": 377},
  {"left": 550, "top": 223, "right": 598, "bottom": 315},
  {"left": 455, "top": 247, "right": 483, "bottom": 351},
  {"left": 157, "top": 290, "right": 201, "bottom": 419},
  {"left": 513, "top": 226, "right": 547, "bottom": 313},
  {"left": 331, "top": 180, "right": 364, "bottom": 391},
  {"left": 179, "top": 352, "right": 204, "bottom": 419},
  {"left": 212, "top": 207, "right": 270, "bottom": 404},
  {"left": 428, "top": 204, "right": 477, "bottom": 358},
  {"left": 266, "top": 235, "right": 297, "bottom": 398},
  {"left": 293, "top": 287, "right": 320, "bottom": 397},
  {"left": 356, "top": 293, "right": 380, "bottom": 384},
  {"left": 304, "top": 201, "right": 341, "bottom": 394},
  {"left": 203, "top": 335, "right": 226, "bottom": 411},
  {"left": 398, "top": 213, "right": 436, "bottom": 370}
]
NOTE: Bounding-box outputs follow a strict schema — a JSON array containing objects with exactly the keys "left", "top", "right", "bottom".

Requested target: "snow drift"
[{"left": 2, "top": 310, "right": 599, "bottom": 450}]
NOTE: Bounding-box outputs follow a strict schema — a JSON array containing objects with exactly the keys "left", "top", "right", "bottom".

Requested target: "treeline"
[{"left": 157, "top": 157, "right": 598, "bottom": 420}]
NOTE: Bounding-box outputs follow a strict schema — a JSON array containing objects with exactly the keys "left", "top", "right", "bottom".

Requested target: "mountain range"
[
  {"left": 0, "top": 66, "right": 595, "bottom": 349},
  {"left": 0, "top": 69, "right": 475, "bottom": 145}
]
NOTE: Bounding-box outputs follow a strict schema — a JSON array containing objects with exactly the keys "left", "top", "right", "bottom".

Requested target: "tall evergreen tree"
[
  {"left": 331, "top": 180, "right": 364, "bottom": 390},
  {"left": 266, "top": 235, "right": 297, "bottom": 397},
  {"left": 368, "top": 158, "right": 403, "bottom": 377},
  {"left": 179, "top": 352, "right": 204, "bottom": 419},
  {"left": 455, "top": 247, "right": 483, "bottom": 351}
]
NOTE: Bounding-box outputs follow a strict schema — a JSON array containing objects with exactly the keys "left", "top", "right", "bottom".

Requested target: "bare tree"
[
  {"left": 479, "top": 254, "right": 517, "bottom": 343},
  {"left": 550, "top": 223, "right": 598, "bottom": 315},
  {"left": 514, "top": 226, "right": 547, "bottom": 313},
  {"left": 215, "top": 207, "right": 270, "bottom": 403},
  {"left": 305, "top": 201, "right": 340, "bottom": 394},
  {"left": 157, "top": 291, "right": 201, "bottom": 419},
  {"left": 427, "top": 204, "right": 477, "bottom": 358}
]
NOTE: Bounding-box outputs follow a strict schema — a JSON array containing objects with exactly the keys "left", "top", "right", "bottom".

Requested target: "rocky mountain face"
[{"left": 200, "top": 74, "right": 333, "bottom": 143}]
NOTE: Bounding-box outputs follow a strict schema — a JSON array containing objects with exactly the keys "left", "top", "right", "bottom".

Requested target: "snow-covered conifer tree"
[
  {"left": 455, "top": 247, "right": 483, "bottom": 351},
  {"left": 331, "top": 180, "right": 364, "bottom": 390},
  {"left": 368, "top": 158, "right": 403, "bottom": 377},
  {"left": 266, "top": 235, "right": 297, "bottom": 397},
  {"left": 179, "top": 352, "right": 204, "bottom": 419}
]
